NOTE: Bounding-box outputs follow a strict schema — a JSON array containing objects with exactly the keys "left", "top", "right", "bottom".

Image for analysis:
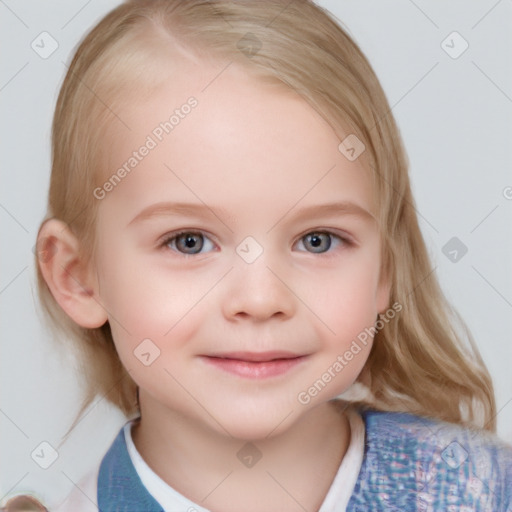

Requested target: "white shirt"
[{"left": 53, "top": 406, "right": 365, "bottom": 512}]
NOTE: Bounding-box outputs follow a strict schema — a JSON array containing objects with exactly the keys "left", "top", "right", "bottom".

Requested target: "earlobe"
[{"left": 36, "top": 219, "right": 108, "bottom": 329}]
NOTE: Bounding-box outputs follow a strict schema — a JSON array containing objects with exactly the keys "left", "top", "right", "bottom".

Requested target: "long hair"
[{"left": 36, "top": 0, "right": 496, "bottom": 439}]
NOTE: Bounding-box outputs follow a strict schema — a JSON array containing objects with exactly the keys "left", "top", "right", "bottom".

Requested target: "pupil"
[
  {"left": 185, "top": 236, "right": 196, "bottom": 248},
  {"left": 311, "top": 235, "right": 321, "bottom": 247}
]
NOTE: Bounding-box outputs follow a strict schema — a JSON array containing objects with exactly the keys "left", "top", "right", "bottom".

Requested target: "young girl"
[{"left": 9, "top": 0, "right": 511, "bottom": 510}]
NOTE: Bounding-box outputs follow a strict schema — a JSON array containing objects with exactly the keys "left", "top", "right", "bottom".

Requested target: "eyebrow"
[
  {"left": 128, "top": 200, "right": 376, "bottom": 226},
  {"left": 128, "top": 202, "right": 228, "bottom": 226},
  {"left": 281, "top": 201, "right": 376, "bottom": 224}
]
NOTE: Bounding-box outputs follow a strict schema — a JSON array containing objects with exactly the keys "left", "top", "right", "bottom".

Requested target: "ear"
[
  {"left": 376, "top": 267, "right": 392, "bottom": 314},
  {"left": 36, "top": 219, "right": 108, "bottom": 329}
]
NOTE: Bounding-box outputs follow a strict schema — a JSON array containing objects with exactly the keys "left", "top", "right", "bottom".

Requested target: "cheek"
[
  {"left": 96, "top": 249, "right": 215, "bottom": 358},
  {"left": 310, "top": 259, "right": 381, "bottom": 332},
  {"left": 308, "top": 268, "right": 380, "bottom": 395}
]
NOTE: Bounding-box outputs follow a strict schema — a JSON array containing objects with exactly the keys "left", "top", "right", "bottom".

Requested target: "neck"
[{"left": 131, "top": 396, "right": 351, "bottom": 512}]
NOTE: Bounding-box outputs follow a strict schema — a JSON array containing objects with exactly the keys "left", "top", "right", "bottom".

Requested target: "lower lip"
[{"left": 201, "top": 356, "right": 306, "bottom": 379}]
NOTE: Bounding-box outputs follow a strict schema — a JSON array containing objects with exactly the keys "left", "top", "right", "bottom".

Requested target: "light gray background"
[{"left": 1, "top": 0, "right": 511, "bottom": 507}]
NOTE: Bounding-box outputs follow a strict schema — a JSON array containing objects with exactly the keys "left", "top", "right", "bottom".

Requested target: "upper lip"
[{"left": 203, "top": 351, "right": 305, "bottom": 362}]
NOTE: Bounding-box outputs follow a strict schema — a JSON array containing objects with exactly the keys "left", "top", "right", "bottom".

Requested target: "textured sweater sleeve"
[{"left": 347, "top": 410, "right": 512, "bottom": 511}]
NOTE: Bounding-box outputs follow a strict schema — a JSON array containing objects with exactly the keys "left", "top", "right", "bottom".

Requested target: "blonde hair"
[{"left": 36, "top": 0, "right": 496, "bottom": 438}]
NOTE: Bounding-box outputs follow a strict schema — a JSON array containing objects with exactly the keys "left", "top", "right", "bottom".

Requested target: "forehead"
[{"left": 99, "top": 58, "right": 374, "bottom": 224}]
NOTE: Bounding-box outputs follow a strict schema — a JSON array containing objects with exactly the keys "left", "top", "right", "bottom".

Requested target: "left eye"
[
  {"left": 163, "top": 231, "right": 215, "bottom": 255},
  {"left": 296, "top": 231, "right": 344, "bottom": 253}
]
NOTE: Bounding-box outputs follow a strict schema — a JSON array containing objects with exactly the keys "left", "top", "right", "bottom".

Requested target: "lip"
[{"left": 200, "top": 351, "right": 308, "bottom": 379}]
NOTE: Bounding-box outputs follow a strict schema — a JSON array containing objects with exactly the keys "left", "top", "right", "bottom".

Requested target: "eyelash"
[{"left": 159, "top": 229, "right": 354, "bottom": 257}]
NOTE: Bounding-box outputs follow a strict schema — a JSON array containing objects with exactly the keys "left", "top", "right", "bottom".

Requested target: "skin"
[{"left": 39, "top": 57, "right": 390, "bottom": 512}]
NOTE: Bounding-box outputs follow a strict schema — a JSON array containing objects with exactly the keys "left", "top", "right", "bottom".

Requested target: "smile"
[{"left": 200, "top": 351, "right": 308, "bottom": 379}]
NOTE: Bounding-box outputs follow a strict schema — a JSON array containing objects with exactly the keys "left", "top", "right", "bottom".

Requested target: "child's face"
[{"left": 91, "top": 60, "right": 389, "bottom": 439}]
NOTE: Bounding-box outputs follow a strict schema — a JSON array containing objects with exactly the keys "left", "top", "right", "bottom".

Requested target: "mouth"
[{"left": 200, "top": 351, "right": 308, "bottom": 379}]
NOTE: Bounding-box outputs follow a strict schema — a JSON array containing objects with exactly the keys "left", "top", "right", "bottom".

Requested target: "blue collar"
[{"left": 97, "top": 425, "right": 164, "bottom": 512}]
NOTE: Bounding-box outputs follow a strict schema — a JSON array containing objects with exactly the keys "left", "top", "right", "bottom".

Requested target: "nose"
[{"left": 222, "top": 254, "right": 296, "bottom": 322}]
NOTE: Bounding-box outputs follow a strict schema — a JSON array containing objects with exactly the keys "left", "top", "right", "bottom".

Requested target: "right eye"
[{"left": 161, "top": 230, "right": 216, "bottom": 256}]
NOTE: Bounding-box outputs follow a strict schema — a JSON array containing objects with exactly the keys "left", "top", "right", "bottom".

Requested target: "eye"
[
  {"left": 296, "top": 231, "right": 349, "bottom": 254},
  {"left": 162, "top": 230, "right": 215, "bottom": 255}
]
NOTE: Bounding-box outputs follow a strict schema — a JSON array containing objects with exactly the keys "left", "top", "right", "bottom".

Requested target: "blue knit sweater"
[{"left": 97, "top": 409, "right": 512, "bottom": 511}]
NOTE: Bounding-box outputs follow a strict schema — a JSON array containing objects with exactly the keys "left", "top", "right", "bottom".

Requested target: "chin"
[
  {"left": 207, "top": 397, "right": 302, "bottom": 441},
  {"left": 222, "top": 417, "right": 289, "bottom": 442}
]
